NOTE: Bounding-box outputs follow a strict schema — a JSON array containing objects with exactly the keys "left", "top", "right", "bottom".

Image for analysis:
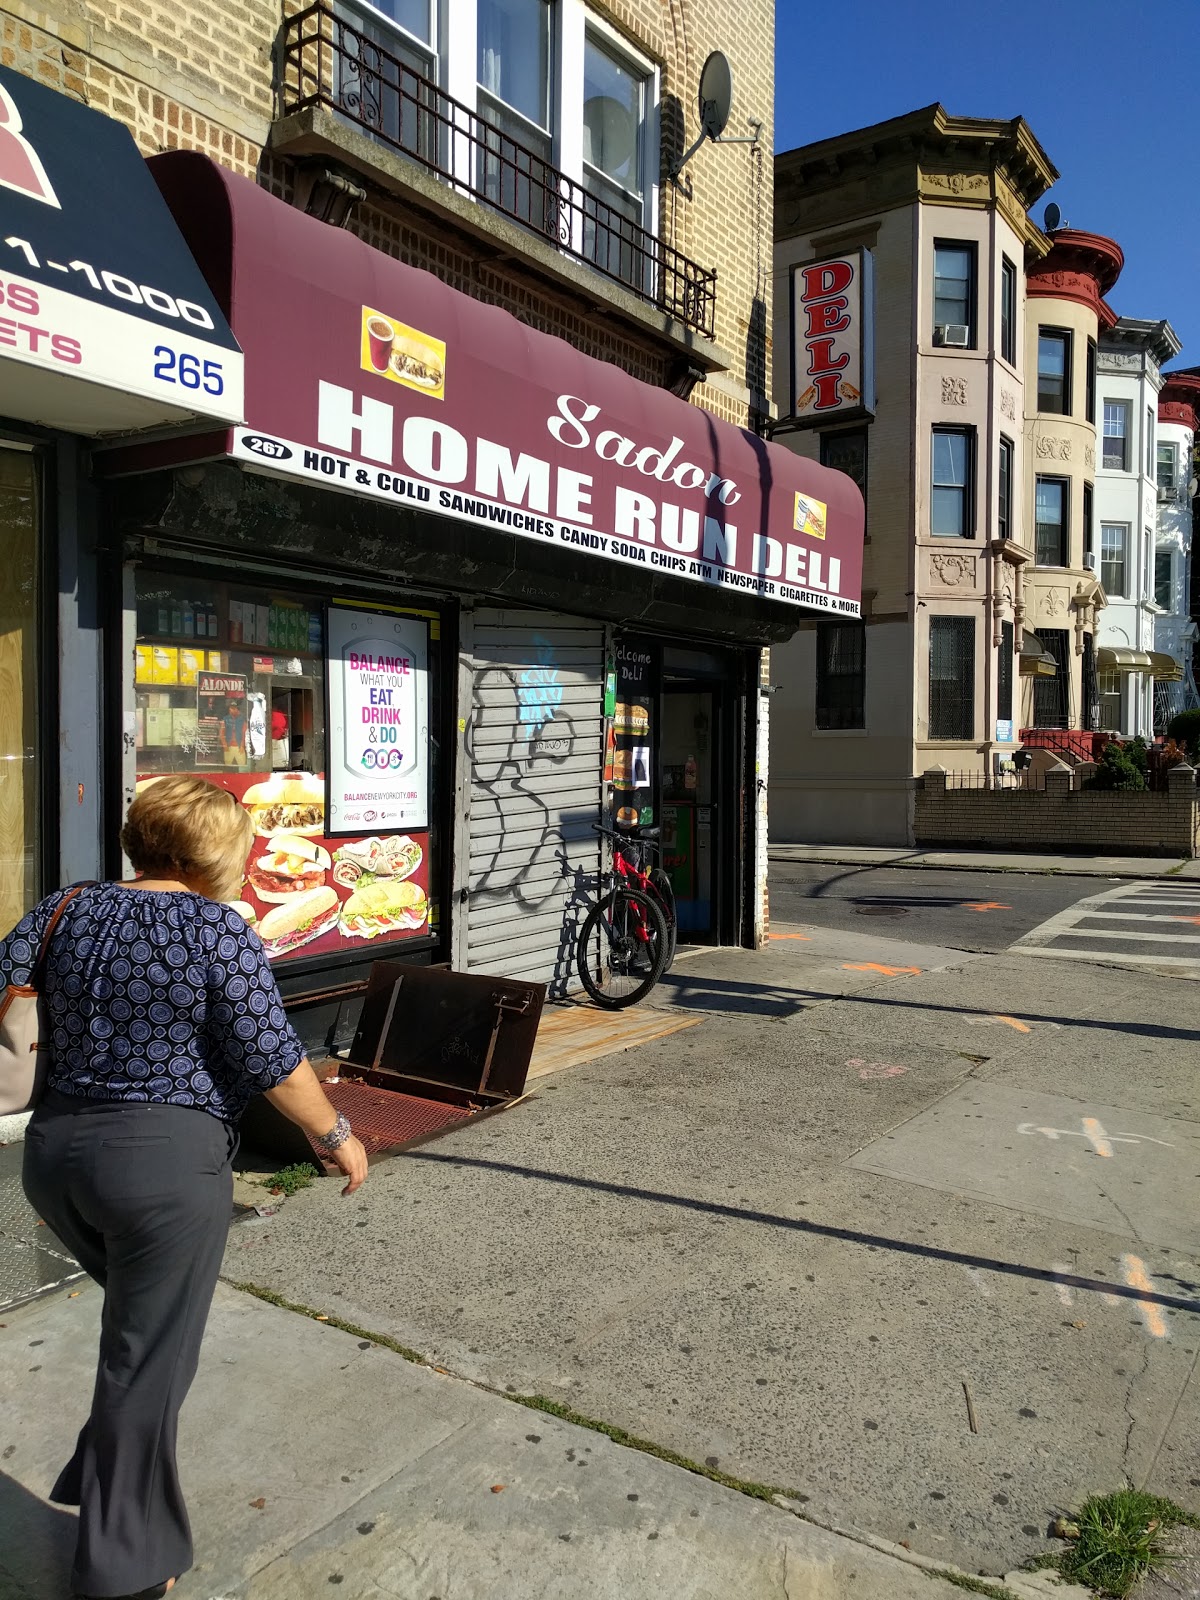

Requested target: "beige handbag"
[{"left": 0, "top": 885, "right": 89, "bottom": 1116}]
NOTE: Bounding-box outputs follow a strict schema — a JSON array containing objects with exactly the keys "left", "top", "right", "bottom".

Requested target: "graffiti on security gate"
[
  {"left": 516, "top": 637, "right": 564, "bottom": 740},
  {"left": 469, "top": 654, "right": 578, "bottom": 910}
]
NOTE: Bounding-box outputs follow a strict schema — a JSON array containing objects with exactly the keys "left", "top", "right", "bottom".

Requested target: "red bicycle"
[{"left": 575, "top": 824, "right": 678, "bottom": 1009}]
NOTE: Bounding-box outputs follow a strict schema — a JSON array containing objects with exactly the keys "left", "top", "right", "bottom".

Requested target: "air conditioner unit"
[
  {"left": 935, "top": 323, "right": 970, "bottom": 348},
  {"left": 1083, "top": 552, "right": 1098, "bottom": 572}
]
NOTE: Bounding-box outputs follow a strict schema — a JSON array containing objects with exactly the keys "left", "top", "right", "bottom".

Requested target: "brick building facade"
[{"left": 2, "top": 0, "right": 845, "bottom": 1011}]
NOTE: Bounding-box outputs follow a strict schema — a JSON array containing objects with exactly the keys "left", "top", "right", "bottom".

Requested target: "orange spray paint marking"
[
  {"left": 1120, "top": 1254, "right": 1168, "bottom": 1339},
  {"left": 1081, "top": 1117, "right": 1114, "bottom": 1158},
  {"left": 962, "top": 901, "right": 1012, "bottom": 912},
  {"left": 769, "top": 933, "right": 812, "bottom": 941},
  {"left": 842, "top": 963, "right": 923, "bottom": 976},
  {"left": 1173, "top": 915, "right": 1200, "bottom": 926},
  {"left": 993, "top": 1015, "right": 1031, "bottom": 1033}
]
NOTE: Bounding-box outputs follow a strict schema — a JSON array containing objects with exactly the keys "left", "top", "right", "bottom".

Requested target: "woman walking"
[{"left": 2, "top": 775, "right": 367, "bottom": 1599}]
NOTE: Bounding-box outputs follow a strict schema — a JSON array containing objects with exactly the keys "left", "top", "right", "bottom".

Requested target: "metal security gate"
[{"left": 459, "top": 608, "right": 604, "bottom": 992}]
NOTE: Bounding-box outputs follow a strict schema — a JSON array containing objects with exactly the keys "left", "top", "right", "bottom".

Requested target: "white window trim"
[
  {"left": 1100, "top": 521, "right": 1129, "bottom": 598},
  {"left": 573, "top": 7, "right": 660, "bottom": 243}
]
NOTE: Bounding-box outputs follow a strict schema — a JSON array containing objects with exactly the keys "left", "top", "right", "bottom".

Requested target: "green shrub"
[
  {"left": 1089, "top": 742, "right": 1148, "bottom": 792},
  {"left": 1167, "top": 707, "right": 1200, "bottom": 759}
]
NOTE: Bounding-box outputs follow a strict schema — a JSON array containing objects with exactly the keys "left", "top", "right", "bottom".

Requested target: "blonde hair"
[{"left": 122, "top": 776, "right": 253, "bottom": 902}]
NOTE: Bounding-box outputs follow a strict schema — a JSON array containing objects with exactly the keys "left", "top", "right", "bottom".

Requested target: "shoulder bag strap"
[{"left": 29, "top": 883, "right": 93, "bottom": 993}]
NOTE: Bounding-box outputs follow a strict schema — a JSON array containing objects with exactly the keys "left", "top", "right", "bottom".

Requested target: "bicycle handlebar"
[{"left": 593, "top": 822, "right": 661, "bottom": 845}]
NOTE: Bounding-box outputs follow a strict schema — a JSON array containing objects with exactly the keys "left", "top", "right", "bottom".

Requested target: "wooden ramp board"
[{"left": 526, "top": 1002, "right": 702, "bottom": 1081}]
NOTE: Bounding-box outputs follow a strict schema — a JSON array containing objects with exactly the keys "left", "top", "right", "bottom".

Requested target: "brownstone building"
[{"left": 0, "top": 0, "right": 864, "bottom": 1034}]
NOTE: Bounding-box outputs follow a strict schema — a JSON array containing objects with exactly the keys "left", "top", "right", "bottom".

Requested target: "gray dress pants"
[{"left": 23, "top": 1091, "right": 236, "bottom": 1598}]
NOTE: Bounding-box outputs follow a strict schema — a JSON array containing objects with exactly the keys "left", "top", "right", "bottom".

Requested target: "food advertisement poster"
[
  {"left": 134, "top": 768, "right": 432, "bottom": 964},
  {"left": 610, "top": 636, "right": 657, "bottom": 829},
  {"left": 326, "top": 606, "right": 430, "bottom": 837}
]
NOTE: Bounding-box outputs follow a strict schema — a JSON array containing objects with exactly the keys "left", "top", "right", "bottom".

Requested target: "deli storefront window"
[{"left": 133, "top": 573, "right": 438, "bottom": 963}]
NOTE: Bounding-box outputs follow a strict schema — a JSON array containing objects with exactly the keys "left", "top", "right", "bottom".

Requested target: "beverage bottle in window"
[{"left": 183, "top": 602, "right": 195, "bottom": 638}]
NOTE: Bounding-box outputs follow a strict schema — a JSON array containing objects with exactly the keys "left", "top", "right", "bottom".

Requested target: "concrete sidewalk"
[
  {"left": 769, "top": 842, "right": 1200, "bottom": 879},
  {"left": 0, "top": 1280, "right": 1066, "bottom": 1600}
]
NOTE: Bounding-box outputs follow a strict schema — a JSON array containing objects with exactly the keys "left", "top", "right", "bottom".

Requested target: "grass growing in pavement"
[
  {"left": 260, "top": 1163, "right": 318, "bottom": 1198},
  {"left": 922, "top": 1572, "right": 1019, "bottom": 1600},
  {"left": 1049, "top": 1490, "right": 1200, "bottom": 1596}
]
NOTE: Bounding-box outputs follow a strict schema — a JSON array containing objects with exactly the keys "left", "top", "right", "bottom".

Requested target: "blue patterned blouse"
[{"left": 0, "top": 883, "right": 305, "bottom": 1124}]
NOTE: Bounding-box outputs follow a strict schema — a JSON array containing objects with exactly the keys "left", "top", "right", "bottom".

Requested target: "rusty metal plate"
[
  {"left": 317, "top": 1078, "right": 478, "bottom": 1159},
  {"left": 348, "top": 964, "right": 546, "bottom": 1101}
]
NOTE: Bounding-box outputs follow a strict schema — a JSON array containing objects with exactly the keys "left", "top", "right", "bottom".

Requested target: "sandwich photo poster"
[{"left": 133, "top": 766, "right": 434, "bottom": 963}]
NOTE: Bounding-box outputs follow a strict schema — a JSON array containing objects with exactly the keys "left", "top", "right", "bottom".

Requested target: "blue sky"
[{"left": 775, "top": 0, "right": 1198, "bottom": 368}]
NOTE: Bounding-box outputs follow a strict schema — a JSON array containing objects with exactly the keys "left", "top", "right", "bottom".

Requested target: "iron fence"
[
  {"left": 941, "top": 769, "right": 1047, "bottom": 792},
  {"left": 279, "top": 3, "right": 718, "bottom": 339}
]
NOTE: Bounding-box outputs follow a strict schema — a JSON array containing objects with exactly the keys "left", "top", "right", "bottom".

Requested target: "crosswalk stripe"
[
  {"left": 1010, "top": 948, "right": 1200, "bottom": 967},
  {"left": 1010, "top": 880, "right": 1200, "bottom": 976}
]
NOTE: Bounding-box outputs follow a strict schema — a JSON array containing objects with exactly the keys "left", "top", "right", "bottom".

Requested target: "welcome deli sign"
[
  {"left": 790, "top": 249, "right": 875, "bottom": 427},
  {"left": 147, "top": 155, "right": 865, "bottom": 619}
]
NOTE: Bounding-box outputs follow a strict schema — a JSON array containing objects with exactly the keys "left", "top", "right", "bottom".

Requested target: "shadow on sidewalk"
[
  {"left": 652, "top": 968, "right": 1200, "bottom": 1045},
  {"left": 405, "top": 1150, "right": 1200, "bottom": 1316},
  {"left": 0, "top": 1470, "right": 76, "bottom": 1597}
]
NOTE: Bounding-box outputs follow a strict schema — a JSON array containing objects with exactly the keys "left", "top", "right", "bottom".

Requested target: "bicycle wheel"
[
  {"left": 576, "top": 888, "right": 669, "bottom": 1009},
  {"left": 648, "top": 866, "right": 678, "bottom": 971}
]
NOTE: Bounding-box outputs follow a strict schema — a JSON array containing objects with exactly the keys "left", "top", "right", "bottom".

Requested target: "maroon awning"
[{"left": 145, "top": 152, "right": 863, "bottom": 616}]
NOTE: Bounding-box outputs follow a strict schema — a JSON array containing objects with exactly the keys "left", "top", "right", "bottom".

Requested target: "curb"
[{"left": 768, "top": 850, "right": 1192, "bottom": 883}]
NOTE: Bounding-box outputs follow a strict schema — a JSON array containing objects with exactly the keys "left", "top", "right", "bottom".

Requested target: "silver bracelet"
[{"left": 313, "top": 1112, "right": 352, "bottom": 1155}]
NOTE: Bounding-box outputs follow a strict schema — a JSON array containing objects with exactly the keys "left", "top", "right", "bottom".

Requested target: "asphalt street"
[{"left": 769, "top": 862, "right": 1135, "bottom": 953}]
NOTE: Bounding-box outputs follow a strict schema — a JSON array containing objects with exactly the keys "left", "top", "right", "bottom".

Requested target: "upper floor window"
[
  {"left": 1145, "top": 407, "right": 1155, "bottom": 478},
  {"left": 478, "top": 0, "right": 553, "bottom": 160},
  {"left": 1037, "top": 329, "right": 1071, "bottom": 414},
  {"left": 931, "top": 427, "right": 973, "bottom": 537},
  {"left": 1083, "top": 482, "right": 1094, "bottom": 559},
  {"left": 1000, "top": 256, "right": 1017, "bottom": 366},
  {"left": 582, "top": 29, "right": 651, "bottom": 282},
  {"left": 1035, "top": 476, "right": 1068, "bottom": 566},
  {"left": 1100, "top": 522, "right": 1128, "bottom": 597},
  {"left": 820, "top": 428, "right": 868, "bottom": 515},
  {"left": 1102, "top": 401, "right": 1129, "bottom": 471},
  {"left": 1085, "top": 338, "right": 1097, "bottom": 424},
  {"left": 1158, "top": 441, "right": 1179, "bottom": 497},
  {"left": 1155, "top": 549, "right": 1173, "bottom": 609},
  {"left": 933, "top": 242, "right": 975, "bottom": 346},
  {"left": 997, "top": 435, "right": 1013, "bottom": 543}
]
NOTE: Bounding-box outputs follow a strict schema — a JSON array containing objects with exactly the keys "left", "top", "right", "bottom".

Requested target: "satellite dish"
[
  {"left": 583, "top": 95, "right": 636, "bottom": 171},
  {"left": 1189, "top": 476, "right": 1199, "bottom": 499},
  {"left": 698, "top": 51, "right": 733, "bottom": 141},
  {"left": 1043, "top": 201, "right": 1061, "bottom": 232}
]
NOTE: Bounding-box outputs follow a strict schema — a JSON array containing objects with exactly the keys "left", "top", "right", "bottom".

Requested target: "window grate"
[
  {"left": 929, "top": 617, "right": 975, "bottom": 741},
  {"left": 279, "top": 2, "right": 717, "bottom": 337},
  {"left": 815, "top": 620, "right": 865, "bottom": 729},
  {"left": 1033, "top": 627, "right": 1070, "bottom": 729}
]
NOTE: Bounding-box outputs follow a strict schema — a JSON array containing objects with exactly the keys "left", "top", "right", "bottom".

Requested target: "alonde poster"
[{"left": 326, "top": 605, "right": 430, "bottom": 835}]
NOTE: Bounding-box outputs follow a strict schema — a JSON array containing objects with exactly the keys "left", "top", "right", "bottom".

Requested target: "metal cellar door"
[{"left": 461, "top": 609, "right": 604, "bottom": 993}]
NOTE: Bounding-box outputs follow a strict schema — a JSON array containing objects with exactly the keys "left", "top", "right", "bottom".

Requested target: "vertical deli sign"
[{"left": 790, "top": 249, "right": 875, "bottom": 427}]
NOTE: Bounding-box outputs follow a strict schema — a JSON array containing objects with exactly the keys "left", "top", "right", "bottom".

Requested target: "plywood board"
[{"left": 525, "top": 1002, "right": 702, "bottom": 1081}]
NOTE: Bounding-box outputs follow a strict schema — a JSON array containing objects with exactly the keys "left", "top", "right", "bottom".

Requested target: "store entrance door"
[{"left": 660, "top": 679, "right": 721, "bottom": 940}]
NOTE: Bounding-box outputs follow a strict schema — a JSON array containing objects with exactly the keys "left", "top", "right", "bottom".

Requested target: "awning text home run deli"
[{"left": 148, "top": 154, "right": 864, "bottom": 616}]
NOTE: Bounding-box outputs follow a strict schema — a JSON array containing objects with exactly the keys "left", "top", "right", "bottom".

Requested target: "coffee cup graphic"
[{"left": 367, "top": 316, "right": 395, "bottom": 372}]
